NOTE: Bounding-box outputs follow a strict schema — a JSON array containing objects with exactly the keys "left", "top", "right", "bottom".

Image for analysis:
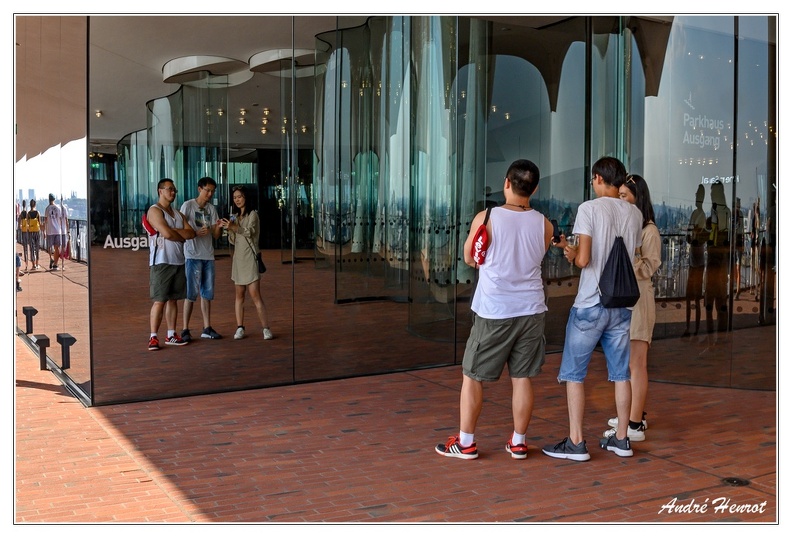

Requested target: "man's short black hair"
[
  {"left": 198, "top": 176, "right": 216, "bottom": 189},
  {"left": 592, "top": 157, "right": 627, "bottom": 188},
  {"left": 506, "top": 159, "right": 541, "bottom": 197}
]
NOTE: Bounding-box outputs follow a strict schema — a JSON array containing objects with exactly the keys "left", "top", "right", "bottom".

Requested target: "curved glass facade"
[{"left": 14, "top": 15, "right": 776, "bottom": 405}]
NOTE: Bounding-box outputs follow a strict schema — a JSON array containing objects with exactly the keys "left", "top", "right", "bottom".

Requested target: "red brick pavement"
[{"left": 14, "top": 332, "right": 776, "bottom": 524}]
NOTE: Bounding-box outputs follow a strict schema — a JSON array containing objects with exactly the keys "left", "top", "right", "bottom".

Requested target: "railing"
[
  {"left": 653, "top": 232, "right": 760, "bottom": 300},
  {"left": 67, "top": 219, "right": 89, "bottom": 263}
]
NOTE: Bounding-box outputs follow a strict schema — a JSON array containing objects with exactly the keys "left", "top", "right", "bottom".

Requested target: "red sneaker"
[
  {"left": 148, "top": 336, "right": 160, "bottom": 351},
  {"left": 435, "top": 435, "right": 478, "bottom": 460},
  {"left": 506, "top": 439, "right": 529, "bottom": 459},
  {"left": 165, "top": 334, "right": 188, "bottom": 346}
]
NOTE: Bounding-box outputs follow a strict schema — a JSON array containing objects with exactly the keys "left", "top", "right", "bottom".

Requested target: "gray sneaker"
[
  {"left": 600, "top": 434, "right": 633, "bottom": 457},
  {"left": 542, "top": 437, "right": 590, "bottom": 461},
  {"left": 201, "top": 326, "right": 222, "bottom": 339}
]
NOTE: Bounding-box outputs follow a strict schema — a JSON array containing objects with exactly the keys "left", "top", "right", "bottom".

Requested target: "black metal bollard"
[
  {"left": 31, "top": 334, "right": 50, "bottom": 370},
  {"left": 56, "top": 333, "right": 76, "bottom": 370},
  {"left": 22, "top": 306, "right": 38, "bottom": 334}
]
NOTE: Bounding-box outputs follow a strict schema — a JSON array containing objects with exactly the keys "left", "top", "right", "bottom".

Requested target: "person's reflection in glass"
[
  {"left": 683, "top": 185, "right": 708, "bottom": 337},
  {"left": 219, "top": 186, "right": 273, "bottom": 341},
  {"left": 27, "top": 200, "right": 42, "bottom": 270},
  {"left": 731, "top": 197, "right": 745, "bottom": 300},
  {"left": 705, "top": 181, "right": 731, "bottom": 335},
  {"left": 18, "top": 200, "right": 30, "bottom": 272}
]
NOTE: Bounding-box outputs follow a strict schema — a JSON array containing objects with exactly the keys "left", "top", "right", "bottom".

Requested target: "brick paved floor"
[{"left": 14, "top": 333, "right": 776, "bottom": 524}]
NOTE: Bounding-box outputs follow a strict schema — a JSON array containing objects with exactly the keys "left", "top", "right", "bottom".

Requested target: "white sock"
[
  {"left": 150, "top": 333, "right": 157, "bottom": 338},
  {"left": 459, "top": 431, "right": 474, "bottom": 447},
  {"left": 167, "top": 330, "right": 175, "bottom": 338},
  {"left": 511, "top": 432, "right": 526, "bottom": 445}
]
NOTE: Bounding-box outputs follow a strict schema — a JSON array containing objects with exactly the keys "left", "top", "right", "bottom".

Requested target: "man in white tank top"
[
  {"left": 542, "top": 157, "right": 643, "bottom": 462},
  {"left": 146, "top": 178, "right": 196, "bottom": 351},
  {"left": 435, "top": 159, "right": 554, "bottom": 460}
]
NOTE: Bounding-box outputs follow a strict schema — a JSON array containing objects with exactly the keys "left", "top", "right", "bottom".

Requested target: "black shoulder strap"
[{"left": 483, "top": 206, "right": 493, "bottom": 224}]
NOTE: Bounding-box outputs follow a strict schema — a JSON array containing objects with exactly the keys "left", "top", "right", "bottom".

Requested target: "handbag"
[
  {"left": 470, "top": 206, "right": 493, "bottom": 266},
  {"left": 598, "top": 227, "right": 640, "bottom": 308},
  {"left": 256, "top": 251, "right": 267, "bottom": 274}
]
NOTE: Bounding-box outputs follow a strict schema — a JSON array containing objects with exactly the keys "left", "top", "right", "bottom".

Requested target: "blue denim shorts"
[
  {"left": 558, "top": 304, "right": 632, "bottom": 383},
  {"left": 185, "top": 258, "right": 216, "bottom": 301}
]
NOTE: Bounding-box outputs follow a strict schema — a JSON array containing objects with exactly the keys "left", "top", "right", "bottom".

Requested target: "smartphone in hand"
[{"left": 551, "top": 219, "right": 561, "bottom": 244}]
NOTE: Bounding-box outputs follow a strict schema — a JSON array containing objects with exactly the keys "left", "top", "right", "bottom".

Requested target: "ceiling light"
[
  {"left": 240, "top": 108, "right": 247, "bottom": 116},
  {"left": 95, "top": 110, "right": 102, "bottom": 117},
  {"left": 239, "top": 118, "right": 246, "bottom": 125}
]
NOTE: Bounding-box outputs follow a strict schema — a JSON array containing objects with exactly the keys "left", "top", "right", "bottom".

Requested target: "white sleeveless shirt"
[
  {"left": 149, "top": 206, "right": 186, "bottom": 266},
  {"left": 471, "top": 207, "right": 548, "bottom": 319}
]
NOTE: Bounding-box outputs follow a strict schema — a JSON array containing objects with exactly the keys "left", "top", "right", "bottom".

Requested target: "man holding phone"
[{"left": 179, "top": 177, "right": 223, "bottom": 341}]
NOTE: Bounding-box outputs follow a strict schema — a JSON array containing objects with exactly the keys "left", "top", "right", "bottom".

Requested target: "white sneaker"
[
  {"left": 262, "top": 328, "right": 273, "bottom": 340},
  {"left": 608, "top": 416, "right": 648, "bottom": 430},
  {"left": 234, "top": 327, "right": 245, "bottom": 340},
  {"left": 603, "top": 425, "right": 646, "bottom": 442}
]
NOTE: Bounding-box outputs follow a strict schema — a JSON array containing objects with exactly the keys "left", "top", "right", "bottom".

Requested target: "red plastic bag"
[{"left": 470, "top": 207, "right": 492, "bottom": 265}]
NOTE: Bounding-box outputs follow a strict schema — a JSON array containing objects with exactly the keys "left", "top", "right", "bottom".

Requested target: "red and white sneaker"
[
  {"left": 148, "top": 336, "right": 160, "bottom": 351},
  {"left": 435, "top": 435, "right": 478, "bottom": 460},
  {"left": 506, "top": 439, "right": 529, "bottom": 459},
  {"left": 165, "top": 334, "right": 188, "bottom": 346}
]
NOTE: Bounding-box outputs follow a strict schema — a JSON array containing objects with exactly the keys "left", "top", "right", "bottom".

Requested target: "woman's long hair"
[{"left": 623, "top": 174, "right": 655, "bottom": 228}]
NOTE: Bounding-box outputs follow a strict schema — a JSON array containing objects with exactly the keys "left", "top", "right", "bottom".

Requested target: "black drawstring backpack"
[{"left": 597, "top": 219, "right": 640, "bottom": 308}]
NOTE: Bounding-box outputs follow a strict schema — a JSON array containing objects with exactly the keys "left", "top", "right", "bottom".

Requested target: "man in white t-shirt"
[
  {"left": 543, "top": 156, "right": 643, "bottom": 462},
  {"left": 179, "top": 177, "right": 223, "bottom": 341},
  {"left": 43, "top": 194, "right": 65, "bottom": 270}
]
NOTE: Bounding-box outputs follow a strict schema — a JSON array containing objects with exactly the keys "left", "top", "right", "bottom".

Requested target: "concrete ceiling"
[{"left": 88, "top": 15, "right": 363, "bottom": 154}]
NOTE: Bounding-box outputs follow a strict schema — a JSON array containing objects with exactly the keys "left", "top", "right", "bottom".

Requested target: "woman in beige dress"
[
  {"left": 219, "top": 185, "right": 273, "bottom": 340},
  {"left": 604, "top": 174, "right": 661, "bottom": 441}
]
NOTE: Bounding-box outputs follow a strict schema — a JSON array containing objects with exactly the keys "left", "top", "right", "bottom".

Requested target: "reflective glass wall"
[
  {"left": 624, "top": 16, "right": 776, "bottom": 389},
  {"left": 15, "top": 15, "right": 775, "bottom": 406},
  {"left": 14, "top": 16, "right": 90, "bottom": 400}
]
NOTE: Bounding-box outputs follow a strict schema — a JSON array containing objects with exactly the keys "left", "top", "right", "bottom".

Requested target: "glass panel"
[
  {"left": 15, "top": 16, "right": 90, "bottom": 401},
  {"left": 408, "top": 16, "right": 458, "bottom": 342},
  {"left": 454, "top": 17, "right": 590, "bottom": 353},
  {"left": 626, "top": 15, "right": 775, "bottom": 389},
  {"left": 88, "top": 20, "right": 297, "bottom": 402},
  {"left": 302, "top": 16, "right": 453, "bottom": 381}
]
